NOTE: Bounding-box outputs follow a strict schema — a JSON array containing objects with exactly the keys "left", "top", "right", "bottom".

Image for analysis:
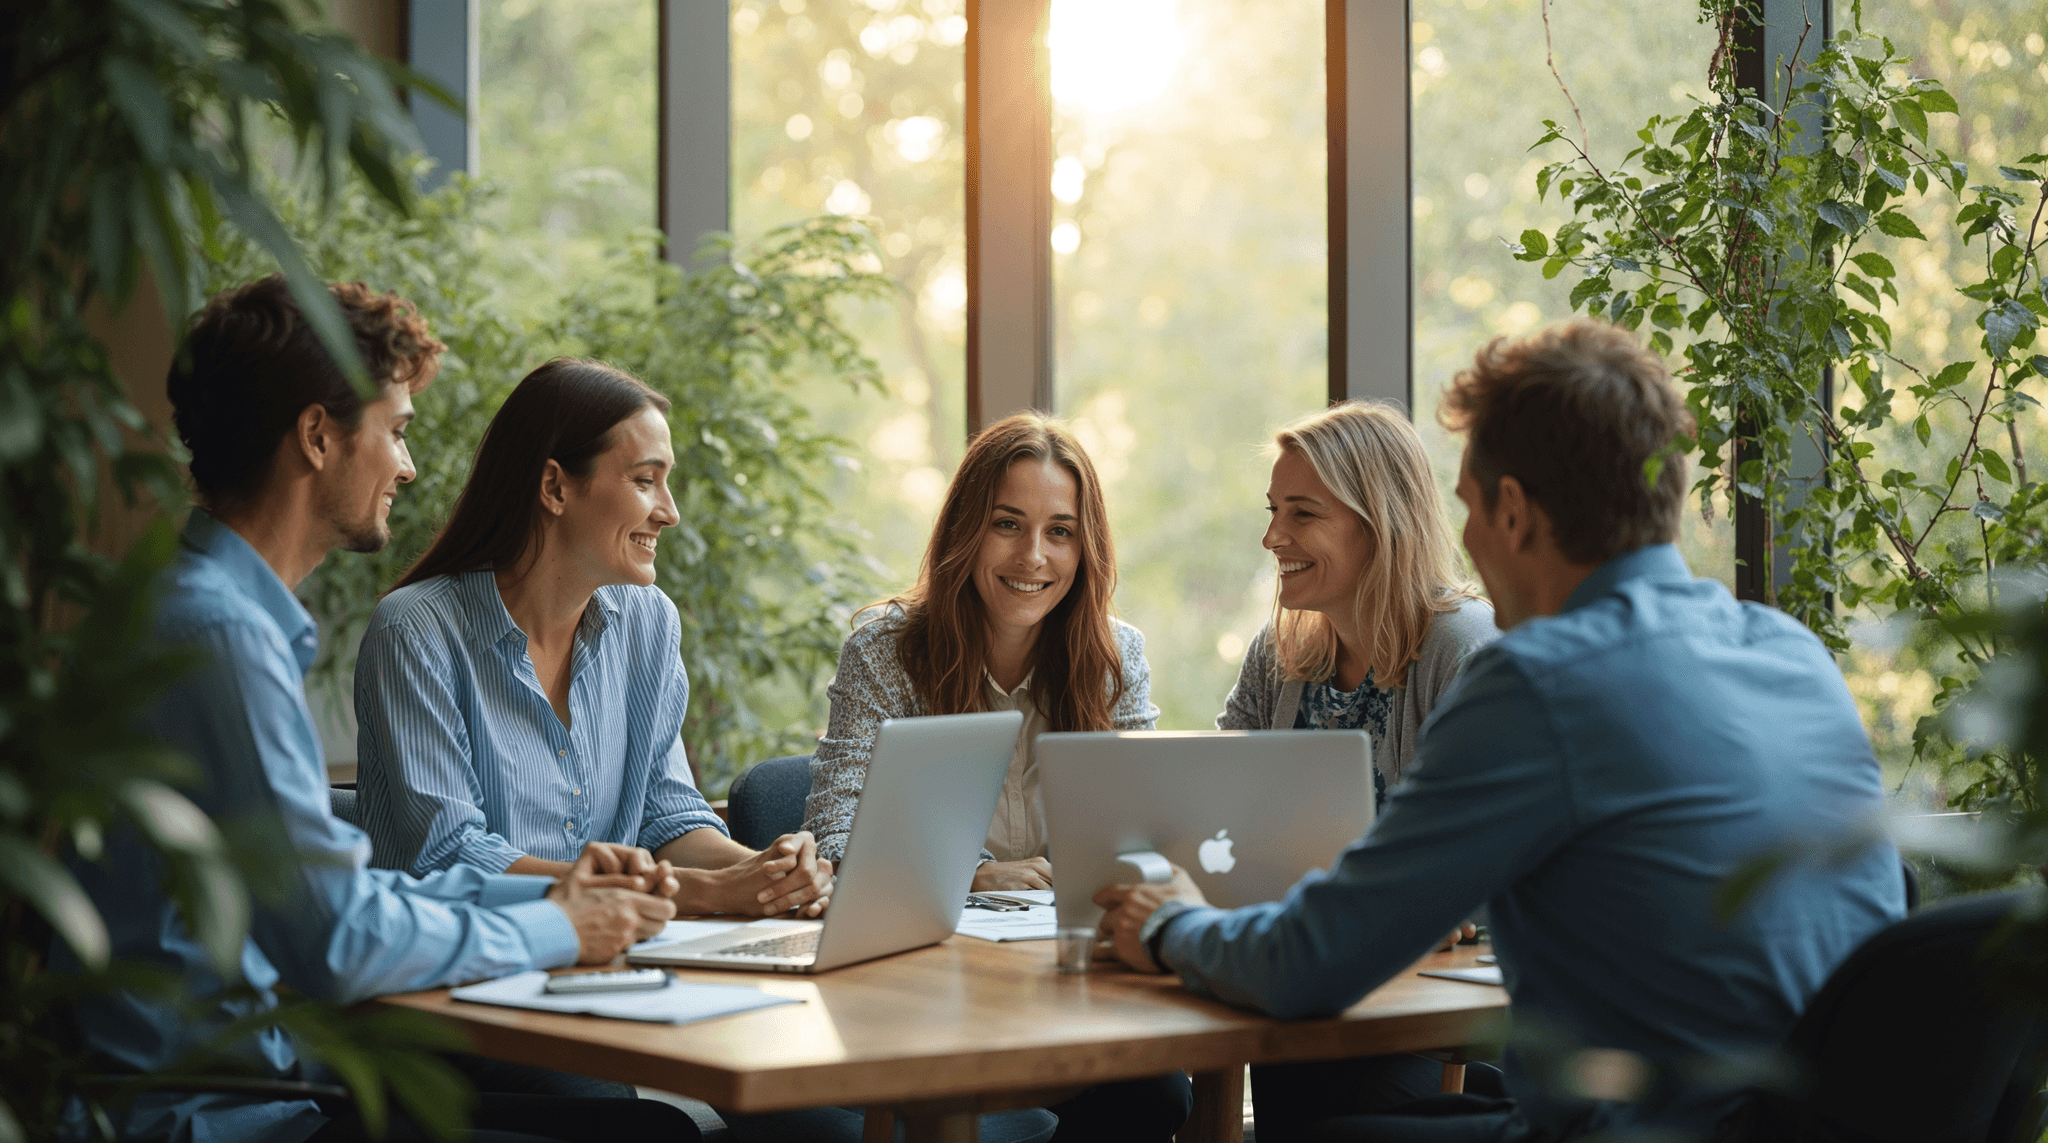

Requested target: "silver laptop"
[
  {"left": 628, "top": 710, "right": 1022, "bottom": 973},
  {"left": 1039, "top": 730, "right": 1373, "bottom": 932}
]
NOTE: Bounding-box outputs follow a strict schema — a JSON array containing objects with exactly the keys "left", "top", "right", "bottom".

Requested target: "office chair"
[
  {"left": 1721, "top": 889, "right": 2048, "bottom": 1143},
  {"left": 329, "top": 786, "right": 361, "bottom": 827},
  {"left": 725, "top": 755, "right": 813, "bottom": 851}
]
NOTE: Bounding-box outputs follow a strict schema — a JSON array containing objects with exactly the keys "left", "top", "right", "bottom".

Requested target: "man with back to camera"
[
  {"left": 55, "top": 275, "right": 702, "bottom": 1143},
  {"left": 1094, "top": 319, "right": 1906, "bottom": 1142}
]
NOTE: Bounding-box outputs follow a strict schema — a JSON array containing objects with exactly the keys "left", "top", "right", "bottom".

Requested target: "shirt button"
[
  {"left": 572, "top": 789, "right": 581, "bottom": 796},
  {"left": 558, "top": 749, "right": 567, "bottom": 757},
  {"left": 565, "top": 820, "right": 574, "bottom": 830}
]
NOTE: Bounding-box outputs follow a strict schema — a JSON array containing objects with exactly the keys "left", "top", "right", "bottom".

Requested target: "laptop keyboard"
[{"left": 708, "top": 929, "right": 821, "bottom": 960}]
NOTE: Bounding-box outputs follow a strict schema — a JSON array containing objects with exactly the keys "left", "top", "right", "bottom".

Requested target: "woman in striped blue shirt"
[{"left": 354, "top": 359, "right": 832, "bottom": 918}]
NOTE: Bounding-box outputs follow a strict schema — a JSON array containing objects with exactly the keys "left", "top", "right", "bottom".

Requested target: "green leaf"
[
  {"left": 1894, "top": 99, "right": 1928, "bottom": 142},
  {"left": 1849, "top": 252, "right": 1895, "bottom": 279},
  {"left": 1987, "top": 300, "right": 2039, "bottom": 359},
  {"left": 1816, "top": 201, "right": 1867, "bottom": 233},
  {"left": 1998, "top": 165, "right": 2043, "bottom": 183},
  {"left": 1979, "top": 449, "right": 2013, "bottom": 484},
  {"left": 1917, "top": 89, "right": 1959, "bottom": 115},
  {"left": 1569, "top": 276, "right": 1608, "bottom": 310},
  {"left": 1873, "top": 211, "right": 1926, "bottom": 240},
  {"left": 0, "top": 835, "right": 110, "bottom": 969},
  {"left": 1932, "top": 361, "right": 1973, "bottom": 390},
  {"left": 1971, "top": 501, "right": 2005, "bottom": 522},
  {"left": 1914, "top": 415, "right": 1932, "bottom": 447},
  {"left": 1518, "top": 229, "right": 1549, "bottom": 258}
]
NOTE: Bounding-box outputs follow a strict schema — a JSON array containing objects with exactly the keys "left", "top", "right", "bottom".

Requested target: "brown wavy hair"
[
  {"left": 878, "top": 414, "right": 1124, "bottom": 731},
  {"left": 169, "top": 275, "right": 444, "bottom": 511},
  {"left": 1439, "top": 320, "right": 1692, "bottom": 565}
]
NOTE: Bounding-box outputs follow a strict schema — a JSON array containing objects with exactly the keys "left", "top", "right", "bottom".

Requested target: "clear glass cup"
[{"left": 1055, "top": 927, "right": 1097, "bottom": 974}]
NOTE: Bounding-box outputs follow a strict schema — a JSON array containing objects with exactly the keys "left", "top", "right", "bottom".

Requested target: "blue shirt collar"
[
  {"left": 181, "top": 512, "right": 319, "bottom": 676},
  {"left": 452, "top": 567, "right": 620, "bottom": 650},
  {"left": 1559, "top": 543, "right": 1694, "bottom": 615}
]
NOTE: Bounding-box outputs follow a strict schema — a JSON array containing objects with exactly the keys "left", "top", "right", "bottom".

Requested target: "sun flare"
[{"left": 1048, "top": 0, "right": 1187, "bottom": 114}]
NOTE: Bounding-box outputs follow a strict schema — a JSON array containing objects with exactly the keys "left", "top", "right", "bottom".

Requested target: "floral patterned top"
[{"left": 1297, "top": 671, "right": 1398, "bottom": 809}]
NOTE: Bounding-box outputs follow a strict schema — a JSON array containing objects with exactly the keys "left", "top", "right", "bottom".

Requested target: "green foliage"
[
  {"left": 2, "top": 2, "right": 470, "bottom": 1138},
  {"left": 196, "top": 169, "right": 891, "bottom": 793},
  {"left": 1516, "top": 7, "right": 2048, "bottom": 811}
]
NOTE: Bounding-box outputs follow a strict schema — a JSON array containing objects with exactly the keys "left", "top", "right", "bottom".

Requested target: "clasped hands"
[{"left": 544, "top": 835, "right": 835, "bottom": 964}]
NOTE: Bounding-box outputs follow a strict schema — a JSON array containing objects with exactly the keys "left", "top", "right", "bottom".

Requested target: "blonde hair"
[{"left": 1272, "top": 401, "right": 1479, "bottom": 689}]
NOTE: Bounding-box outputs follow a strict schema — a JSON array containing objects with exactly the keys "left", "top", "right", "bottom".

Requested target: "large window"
[
  {"left": 1409, "top": 0, "right": 1728, "bottom": 589},
  {"left": 478, "top": 0, "right": 657, "bottom": 312},
  {"left": 732, "top": 0, "right": 969, "bottom": 590},
  {"left": 1047, "top": 0, "right": 1329, "bottom": 730}
]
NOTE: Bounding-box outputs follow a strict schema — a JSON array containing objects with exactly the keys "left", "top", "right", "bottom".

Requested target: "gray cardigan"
[{"left": 1215, "top": 598, "right": 1498, "bottom": 784}]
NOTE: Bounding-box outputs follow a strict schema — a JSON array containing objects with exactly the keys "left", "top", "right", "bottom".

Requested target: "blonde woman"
[
  {"left": 1219, "top": 399, "right": 1496, "bottom": 809},
  {"left": 1218, "top": 400, "right": 1501, "bottom": 1138}
]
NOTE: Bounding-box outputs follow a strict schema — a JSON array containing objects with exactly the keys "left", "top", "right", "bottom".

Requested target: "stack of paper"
[
  {"left": 451, "top": 971, "right": 800, "bottom": 1024},
  {"left": 955, "top": 889, "right": 1058, "bottom": 942}
]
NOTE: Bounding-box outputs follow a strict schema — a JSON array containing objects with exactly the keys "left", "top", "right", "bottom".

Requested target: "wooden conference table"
[{"left": 376, "top": 936, "right": 1508, "bottom": 1143}]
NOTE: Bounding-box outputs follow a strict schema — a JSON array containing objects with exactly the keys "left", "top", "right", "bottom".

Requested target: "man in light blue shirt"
[
  {"left": 1095, "top": 321, "right": 1904, "bottom": 1142},
  {"left": 58, "top": 277, "right": 687, "bottom": 1143}
]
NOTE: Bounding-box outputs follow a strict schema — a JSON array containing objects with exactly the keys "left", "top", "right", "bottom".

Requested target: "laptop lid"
[
  {"left": 1039, "top": 730, "right": 1373, "bottom": 932},
  {"left": 807, "top": 709, "right": 1023, "bottom": 971}
]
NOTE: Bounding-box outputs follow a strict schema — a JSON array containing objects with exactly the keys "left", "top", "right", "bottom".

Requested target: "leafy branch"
[{"left": 1511, "top": 6, "right": 2048, "bottom": 810}]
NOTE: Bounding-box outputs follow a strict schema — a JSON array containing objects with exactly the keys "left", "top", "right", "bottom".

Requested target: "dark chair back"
[
  {"left": 329, "top": 787, "right": 360, "bottom": 827},
  {"left": 1726, "top": 889, "right": 2048, "bottom": 1143},
  {"left": 727, "top": 755, "right": 814, "bottom": 852}
]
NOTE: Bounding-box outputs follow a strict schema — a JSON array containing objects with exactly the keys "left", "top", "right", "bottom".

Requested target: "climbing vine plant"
[{"left": 1515, "top": 1, "right": 2047, "bottom": 810}]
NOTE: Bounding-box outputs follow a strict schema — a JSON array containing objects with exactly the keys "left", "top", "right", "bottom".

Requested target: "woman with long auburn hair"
[
  {"left": 1217, "top": 399, "right": 1504, "bottom": 1139},
  {"left": 803, "top": 413, "right": 1190, "bottom": 1143}
]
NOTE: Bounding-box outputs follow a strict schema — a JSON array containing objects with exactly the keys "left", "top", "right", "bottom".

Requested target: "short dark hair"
[
  {"left": 168, "top": 275, "right": 445, "bottom": 511},
  {"left": 1439, "top": 320, "right": 1693, "bottom": 565},
  {"left": 392, "top": 359, "right": 670, "bottom": 591}
]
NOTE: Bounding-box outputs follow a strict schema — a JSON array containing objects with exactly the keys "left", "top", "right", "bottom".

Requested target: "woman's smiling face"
[
  {"left": 972, "top": 458, "right": 1082, "bottom": 645},
  {"left": 1263, "top": 447, "right": 1371, "bottom": 618},
  {"left": 555, "top": 405, "right": 680, "bottom": 589}
]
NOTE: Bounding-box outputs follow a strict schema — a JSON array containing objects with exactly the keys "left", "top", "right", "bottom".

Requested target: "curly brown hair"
[
  {"left": 1439, "top": 320, "right": 1693, "bottom": 565},
  {"left": 169, "top": 274, "right": 445, "bottom": 511}
]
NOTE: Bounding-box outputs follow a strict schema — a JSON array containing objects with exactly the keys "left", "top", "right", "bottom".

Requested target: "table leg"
[
  {"left": 894, "top": 1099, "right": 978, "bottom": 1143},
  {"left": 1439, "top": 1063, "right": 1467, "bottom": 1093},
  {"left": 861, "top": 1108, "right": 896, "bottom": 1143},
  {"left": 1180, "top": 1067, "right": 1246, "bottom": 1143}
]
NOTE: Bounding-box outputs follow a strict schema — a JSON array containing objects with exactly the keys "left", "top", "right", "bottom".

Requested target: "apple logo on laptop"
[{"left": 1198, "top": 829, "right": 1236, "bottom": 875}]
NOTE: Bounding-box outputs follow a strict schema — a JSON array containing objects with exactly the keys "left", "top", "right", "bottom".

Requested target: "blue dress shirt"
[
  {"left": 353, "top": 569, "right": 725, "bottom": 877},
  {"left": 1148, "top": 545, "right": 1905, "bottom": 1138},
  {"left": 56, "top": 514, "right": 579, "bottom": 1143}
]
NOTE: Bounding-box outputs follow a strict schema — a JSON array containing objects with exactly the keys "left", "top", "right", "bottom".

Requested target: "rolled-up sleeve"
[
  {"left": 635, "top": 604, "right": 726, "bottom": 848},
  {"left": 1157, "top": 648, "right": 1574, "bottom": 1018},
  {"left": 355, "top": 619, "right": 525, "bottom": 875}
]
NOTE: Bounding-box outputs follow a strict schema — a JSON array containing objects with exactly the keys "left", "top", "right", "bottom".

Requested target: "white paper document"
[
  {"left": 451, "top": 970, "right": 800, "bottom": 1024},
  {"left": 630, "top": 919, "right": 746, "bottom": 954},
  {"left": 955, "top": 890, "right": 1057, "bottom": 942},
  {"left": 1417, "top": 965, "right": 1504, "bottom": 987}
]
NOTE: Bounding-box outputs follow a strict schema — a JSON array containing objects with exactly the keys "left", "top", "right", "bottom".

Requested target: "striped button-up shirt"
[{"left": 354, "top": 569, "right": 726, "bottom": 876}]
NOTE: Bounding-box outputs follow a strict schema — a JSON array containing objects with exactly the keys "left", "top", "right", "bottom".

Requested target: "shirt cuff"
[
  {"left": 432, "top": 830, "right": 528, "bottom": 877},
  {"left": 640, "top": 812, "right": 729, "bottom": 850},
  {"left": 1140, "top": 899, "right": 1193, "bottom": 967},
  {"left": 497, "top": 898, "right": 580, "bottom": 969},
  {"left": 477, "top": 873, "right": 555, "bottom": 910},
  {"left": 1153, "top": 903, "right": 1228, "bottom": 990}
]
